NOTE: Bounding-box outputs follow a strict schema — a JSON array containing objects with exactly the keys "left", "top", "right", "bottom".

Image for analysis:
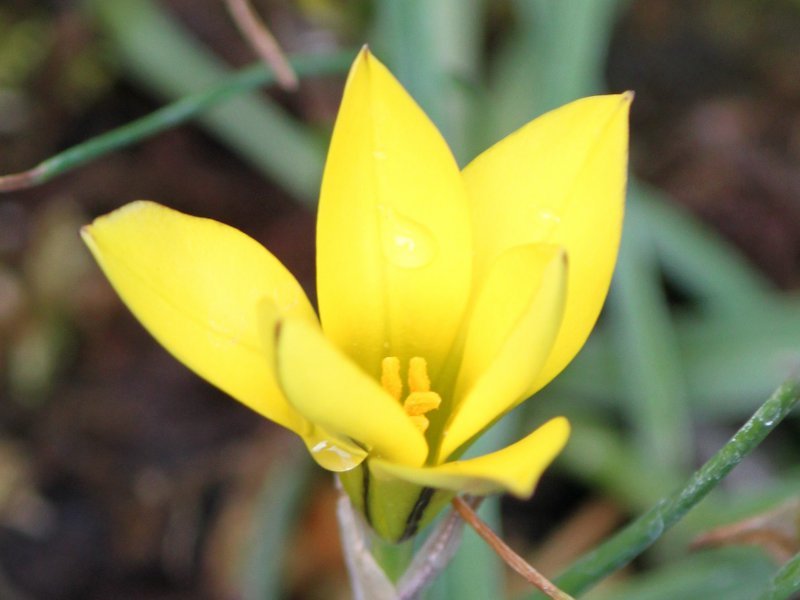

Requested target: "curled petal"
[
  {"left": 273, "top": 314, "right": 428, "bottom": 466},
  {"left": 370, "top": 417, "right": 570, "bottom": 498},
  {"left": 82, "top": 201, "right": 314, "bottom": 435},
  {"left": 439, "top": 246, "right": 567, "bottom": 460},
  {"left": 463, "top": 93, "right": 631, "bottom": 393}
]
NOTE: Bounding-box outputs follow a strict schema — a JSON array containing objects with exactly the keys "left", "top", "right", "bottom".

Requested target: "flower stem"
[
  {"left": 528, "top": 375, "right": 800, "bottom": 599},
  {"left": 452, "top": 496, "right": 575, "bottom": 600},
  {"left": 758, "top": 551, "right": 800, "bottom": 600},
  {"left": 0, "top": 51, "right": 352, "bottom": 193}
]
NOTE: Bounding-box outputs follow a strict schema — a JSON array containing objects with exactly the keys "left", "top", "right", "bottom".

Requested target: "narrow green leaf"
[
  {"left": 550, "top": 296, "right": 800, "bottom": 420},
  {"left": 591, "top": 547, "right": 773, "bottom": 600},
  {"left": 759, "top": 552, "right": 800, "bottom": 600},
  {"left": 607, "top": 196, "right": 692, "bottom": 475},
  {"left": 2, "top": 52, "right": 352, "bottom": 193},
  {"left": 240, "top": 449, "right": 313, "bottom": 600},
  {"left": 527, "top": 376, "right": 800, "bottom": 599},
  {"left": 371, "top": 0, "right": 485, "bottom": 163},
  {"left": 634, "top": 181, "right": 772, "bottom": 313},
  {"left": 488, "top": 0, "right": 623, "bottom": 137},
  {"left": 85, "top": 0, "right": 332, "bottom": 203}
]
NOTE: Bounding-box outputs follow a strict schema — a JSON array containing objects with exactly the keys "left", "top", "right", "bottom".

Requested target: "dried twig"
[
  {"left": 452, "top": 496, "right": 575, "bottom": 600},
  {"left": 0, "top": 168, "right": 43, "bottom": 192},
  {"left": 224, "top": 0, "right": 298, "bottom": 90},
  {"left": 396, "top": 496, "right": 482, "bottom": 600}
]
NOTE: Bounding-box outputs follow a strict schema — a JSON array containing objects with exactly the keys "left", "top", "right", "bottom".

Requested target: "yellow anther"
[
  {"left": 403, "top": 391, "right": 442, "bottom": 416},
  {"left": 380, "top": 356, "right": 402, "bottom": 401},
  {"left": 408, "top": 356, "right": 430, "bottom": 392},
  {"left": 409, "top": 415, "right": 430, "bottom": 433},
  {"left": 381, "top": 356, "right": 440, "bottom": 432}
]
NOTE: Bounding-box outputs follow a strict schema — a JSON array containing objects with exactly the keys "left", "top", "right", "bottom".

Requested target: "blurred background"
[{"left": 1, "top": 0, "right": 800, "bottom": 598}]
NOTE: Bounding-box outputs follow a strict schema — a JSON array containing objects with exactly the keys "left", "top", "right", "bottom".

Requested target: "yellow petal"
[
  {"left": 438, "top": 245, "right": 567, "bottom": 460},
  {"left": 81, "top": 201, "right": 315, "bottom": 435},
  {"left": 316, "top": 48, "right": 471, "bottom": 380},
  {"left": 463, "top": 93, "right": 631, "bottom": 393},
  {"left": 371, "top": 417, "right": 570, "bottom": 498},
  {"left": 273, "top": 315, "right": 428, "bottom": 466},
  {"left": 257, "top": 300, "right": 367, "bottom": 472}
]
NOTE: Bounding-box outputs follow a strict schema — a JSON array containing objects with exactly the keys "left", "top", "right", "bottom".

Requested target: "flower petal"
[
  {"left": 438, "top": 245, "right": 567, "bottom": 460},
  {"left": 463, "top": 93, "right": 631, "bottom": 393},
  {"left": 81, "top": 201, "right": 316, "bottom": 435},
  {"left": 256, "top": 300, "right": 367, "bottom": 472},
  {"left": 273, "top": 315, "right": 428, "bottom": 466},
  {"left": 371, "top": 417, "right": 570, "bottom": 498},
  {"left": 316, "top": 48, "right": 471, "bottom": 380}
]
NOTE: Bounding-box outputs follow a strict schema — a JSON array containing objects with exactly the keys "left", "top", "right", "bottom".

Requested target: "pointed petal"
[
  {"left": 273, "top": 315, "right": 428, "bottom": 466},
  {"left": 371, "top": 417, "right": 570, "bottom": 498},
  {"left": 463, "top": 94, "right": 631, "bottom": 392},
  {"left": 439, "top": 246, "right": 567, "bottom": 460},
  {"left": 256, "top": 300, "right": 367, "bottom": 472},
  {"left": 316, "top": 48, "right": 471, "bottom": 379},
  {"left": 81, "top": 201, "right": 316, "bottom": 435}
]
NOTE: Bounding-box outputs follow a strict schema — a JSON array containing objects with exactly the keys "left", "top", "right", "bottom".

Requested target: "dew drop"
[
  {"left": 379, "top": 207, "right": 437, "bottom": 269},
  {"left": 308, "top": 439, "right": 363, "bottom": 471},
  {"left": 532, "top": 209, "right": 562, "bottom": 240}
]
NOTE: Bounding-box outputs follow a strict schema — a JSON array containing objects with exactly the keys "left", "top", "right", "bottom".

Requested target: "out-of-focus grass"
[
  {"left": 2, "top": 0, "right": 796, "bottom": 598},
  {"left": 86, "top": 0, "right": 329, "bottom": 203}
]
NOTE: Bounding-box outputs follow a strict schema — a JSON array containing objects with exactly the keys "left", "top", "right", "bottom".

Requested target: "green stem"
[
  {"left": 0, "top": 51, "right": 352, "bottom": 193},
  {"left": 759, "top": 552, "right": 800, "bottom": 600},
  {"left": 371, "top": 536, "right": 415, "bottom": 583},
  {"left": 528, "top": 376, "right": 800, "bottom": 599}
]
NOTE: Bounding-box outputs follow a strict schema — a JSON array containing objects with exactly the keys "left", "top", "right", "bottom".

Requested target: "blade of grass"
[
  {"left": 488, "top": 0, "right": 623, "bottom": 137},
  {"left": 607, "top": 196, "right": 692, "bottom": 475},
  {"left": 371, "top": 0, "right": 484, "bottom": 163},
  {"left": 549, "top": 295, "right": 800, "bottom": 419},
  {"left": 634, "top": 181, "right": 772, "bottom": 313},
  {"left": 0, "top": 52, "right": 352, "bottom": 193},
  {"left": 526, "top": 376, "right": 800, "bottom": 599},
  {"left": 240, "top": 447, "right": 313, "bottom": 600},
  {"left": 84, "top": 0, "right": 333, "bottom": 203},
  {"left": 759, "top": 551, "right": 800, "bottom": 600},
  {"left": 589, "top": 547, "right": 774, "bottom": 600},
  {"left": 557, "top": 418, "right": 681, "bottom": 511}
]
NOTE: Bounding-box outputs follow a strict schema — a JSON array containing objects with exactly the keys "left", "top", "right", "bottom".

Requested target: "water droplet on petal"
[
  {"left": 379, "top": 207, "right": 437, "bottom": 269},
  {"left": 531, "top": 209, "right": 562, "bottom": 240},
  {"left": 305, "top": 436, "right": 365, "bottom": 471}
]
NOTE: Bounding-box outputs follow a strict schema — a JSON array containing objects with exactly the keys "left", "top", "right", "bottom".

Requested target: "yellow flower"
[{"left": 81, "top": 49, "right": 630, "bottom": 541}]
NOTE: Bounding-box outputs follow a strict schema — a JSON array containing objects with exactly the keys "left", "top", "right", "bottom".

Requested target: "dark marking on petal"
[
  {"left": 399, "top": 487, "right": 434, "bottom": 541},
  {"left": 361, "top": 464, "right": 372, "bottom": 526}
]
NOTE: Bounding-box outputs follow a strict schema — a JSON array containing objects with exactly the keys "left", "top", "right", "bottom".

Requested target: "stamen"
[
  {"left": 408, "top": 356, "right": 431, "bottom": 392},
  {"left": 404, "top": 391, "right": 441, "bottom": 416},
  {"left": 381, "top": 356, "right": 442, "bottom": 433},
  {"left": 381, "top": 356, "right": 402, "bottom": 401}
]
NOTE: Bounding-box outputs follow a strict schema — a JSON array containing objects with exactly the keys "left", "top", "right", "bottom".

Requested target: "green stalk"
[
  {"left": 759, "top": 552, "right": 800, "bottom": 600},
  {"left": 240, "top": 450, "right": 313, "bottom": 600},
  {"left": 0, "top": 52, "right": 352, "bottom": 194},
  {"left": 372, "top": 0, "right": 485, "bottom": 163},
  {"left": 608, "top": 197, "right": 692, "bottom": 479},
  {"left": 634, "top": 181, "right": 771, "bottom": 314},
  {"left": 85, "top": 0, "right": 344, "bottom": 202},
  {"left": 527, "top": 376, "right": 800, "bottom": 598}
]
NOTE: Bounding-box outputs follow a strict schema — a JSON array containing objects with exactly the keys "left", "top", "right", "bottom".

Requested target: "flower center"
[{"left": 380, "top": 356, "right": 441, "bottom": 432}]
